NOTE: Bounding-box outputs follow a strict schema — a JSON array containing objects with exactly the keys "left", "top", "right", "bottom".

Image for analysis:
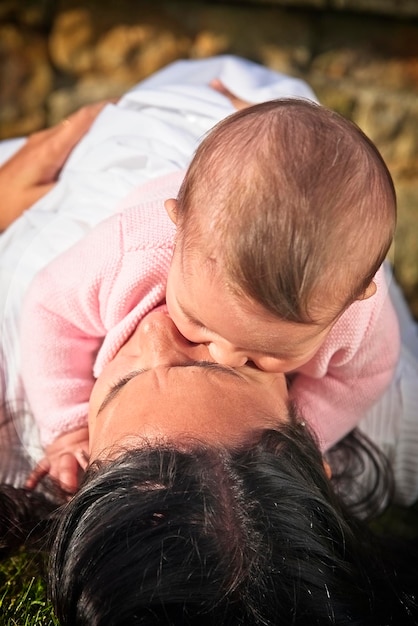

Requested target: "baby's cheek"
[
  {"left": 166, "top": 310, "right": 203, "bottom": 345},
  {"left": 179, "top": 325, "right": 206, "bottom": 348},
  {"left": 253, "top": 356, "right": 293, "bottom": 373}
]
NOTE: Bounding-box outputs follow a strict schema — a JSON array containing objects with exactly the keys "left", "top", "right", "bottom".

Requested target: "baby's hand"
[{"left": 26, "top": 427, "right": 89, "bottom": 494}]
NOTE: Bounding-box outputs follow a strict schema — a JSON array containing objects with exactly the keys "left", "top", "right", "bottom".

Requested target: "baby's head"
[{"left": 165, "top": 99, "right": 396, "bottom": 372}]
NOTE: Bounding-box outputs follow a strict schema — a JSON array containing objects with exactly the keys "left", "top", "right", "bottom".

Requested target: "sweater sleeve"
[
  {"left": 20, "top": 171, "right": 180, "bottom": 447},
  {"left": 20, "top": 214, "right": 127, "bottom": 446},
  {"left": 289, "top": 265, "right": 401, "bottom": 451}
]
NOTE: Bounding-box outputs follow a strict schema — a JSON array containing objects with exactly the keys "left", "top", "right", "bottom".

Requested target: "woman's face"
[{"left": 88, "top": 310, "right": 289, "bottom": 460}]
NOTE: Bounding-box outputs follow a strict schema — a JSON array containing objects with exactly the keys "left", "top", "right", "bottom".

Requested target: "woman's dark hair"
[
  {"left": 45, "top": 423, "right": 417, "bottom": 626},
  {"left": 0, "top": 421, "right": 417, "bottom": 624},
  {"left": 0, "top": 483, "right": 61, "bottom": 558}
]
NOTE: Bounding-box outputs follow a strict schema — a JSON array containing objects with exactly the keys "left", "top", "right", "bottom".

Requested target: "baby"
[
  {"left": 21, "top": 97, "right": 399, "bottom": 490},
  {"left": 166, "top": 97, "right": 398, "bottom": 431}
]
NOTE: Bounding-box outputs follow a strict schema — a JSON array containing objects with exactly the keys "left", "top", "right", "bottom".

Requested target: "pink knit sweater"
[{"left": 20, "top": 170, "right": 400, "bottom": 450}]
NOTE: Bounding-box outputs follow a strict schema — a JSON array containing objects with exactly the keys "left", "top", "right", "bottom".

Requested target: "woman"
[
  {"left": 3, "top": 309, "right": 417, "bottom": 623},
  {"left": 2, "top": 308, "right": 416, "bottom": 623},
  {"left": 46, "top": 310, "right": 417, "bottom": 624}
]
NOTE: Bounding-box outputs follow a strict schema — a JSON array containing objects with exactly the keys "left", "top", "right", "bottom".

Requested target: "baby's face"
[{"left": 166, "top": 242, "right": 334, "bottom": 374}]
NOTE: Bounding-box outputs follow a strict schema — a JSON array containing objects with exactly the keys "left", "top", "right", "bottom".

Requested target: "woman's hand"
[
  {"left": 0, "top": 101, "right": 112, "bottom": 232},
  {"left": 25, "top": 427, "right": 89, "bottom": 494},
  {"left": 210, "top": 79, "right": 252, "bottom": 110}
]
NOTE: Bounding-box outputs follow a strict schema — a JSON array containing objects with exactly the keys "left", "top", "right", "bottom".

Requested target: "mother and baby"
[{"left": 0, "top": 56, "right": 417, "bottom": 624}]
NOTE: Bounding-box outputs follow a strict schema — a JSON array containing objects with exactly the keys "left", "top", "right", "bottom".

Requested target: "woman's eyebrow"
[
  {"left": 97, "top": 361, "right": 243, "bottom": 415},
  {"left": 98, "top": 370, "right": 145, "bottom": 414}
]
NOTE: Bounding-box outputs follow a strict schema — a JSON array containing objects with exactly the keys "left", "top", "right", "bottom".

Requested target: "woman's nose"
[{"left": 139, "top": 311, "right": 209, "bottom": 365}]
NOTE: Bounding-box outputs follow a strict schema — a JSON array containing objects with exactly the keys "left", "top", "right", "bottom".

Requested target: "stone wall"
[
  {"left": 215, "top": 0, "right": 418, "bottom": 18},
  {"left": 1, "top": 0, "right": 418, "bottom": 315}
]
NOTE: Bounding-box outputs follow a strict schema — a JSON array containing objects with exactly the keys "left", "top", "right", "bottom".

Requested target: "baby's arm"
[
  {"left": 20, "top": 214, "right": 125, "bottom": 489},
  {"left": 290, "top": 265, "right": 400, "bottom": 451},
  {"left": 20, "top": 177, "right": 176, "bottom": 490}
]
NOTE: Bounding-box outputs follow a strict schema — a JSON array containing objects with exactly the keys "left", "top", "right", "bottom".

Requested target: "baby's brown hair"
[{"left": 176, "top": 99, "right": 396, "bottom": 324}]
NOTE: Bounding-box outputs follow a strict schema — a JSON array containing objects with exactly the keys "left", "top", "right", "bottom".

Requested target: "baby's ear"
[
  {"left": 164, "top": 198, "right": 178, "bottom": 224},
  {"left": 357, "top": 280, "right": 377, "bottom": 301}
]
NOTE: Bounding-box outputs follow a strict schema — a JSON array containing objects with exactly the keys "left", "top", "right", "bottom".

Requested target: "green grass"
[
  {"left": 0, "top": 552, "right": 58, "bottom": 625},
  {"left": 371, "top": 500, "right": 418, "bottom": 539},
  {"left": 0, "top": 503, "right": 417, "bottom": 625}
]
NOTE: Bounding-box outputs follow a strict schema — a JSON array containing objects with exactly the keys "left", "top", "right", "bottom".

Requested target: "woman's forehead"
[{"left": 90, "top": 364, "right": 288, "bottom": 458}]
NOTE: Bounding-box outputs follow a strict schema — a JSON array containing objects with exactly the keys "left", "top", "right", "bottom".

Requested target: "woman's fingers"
[{"left": 26, "top": 100, "right": 115, "bottom": 183}]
